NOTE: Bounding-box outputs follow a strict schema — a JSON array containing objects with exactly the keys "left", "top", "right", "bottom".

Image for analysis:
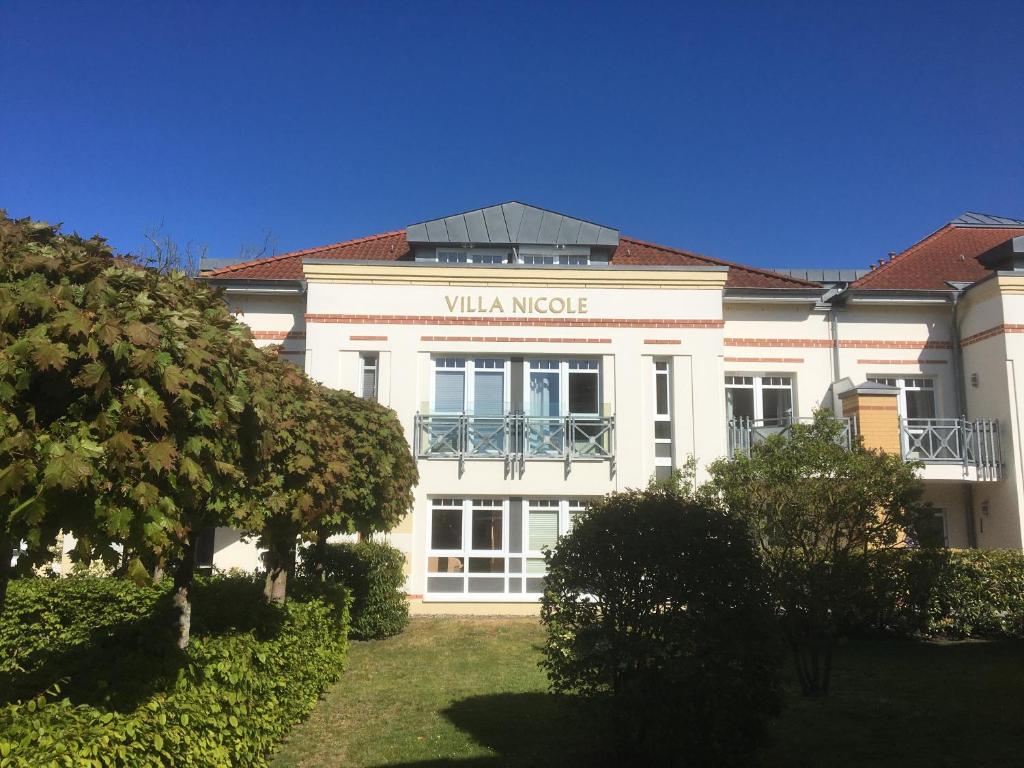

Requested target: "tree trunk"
[
  {"left": 263, "top": 530, "right": 295, "bottom": 604},
  {"left": 310, "top": 525, "right": 327, "bottom": 581},
  {"left": 0, "top": 531, "right": 12, "bottom": 617},
  {"left": 173, "top": 533, "right": 196, "bottom": 650}
]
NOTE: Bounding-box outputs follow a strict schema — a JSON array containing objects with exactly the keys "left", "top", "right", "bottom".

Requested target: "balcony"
[
  {"left": 413, "top": 413, "right": 615, "bottom": 474},
  {"left": 900, "top": 418, "right": 1002, "bottom": 481},
  {"left": 726, "top": 415, "right": 1003, "bottom": 482},
  {"left": 726, "top": 416, "right": 855, "bottom": 458}
]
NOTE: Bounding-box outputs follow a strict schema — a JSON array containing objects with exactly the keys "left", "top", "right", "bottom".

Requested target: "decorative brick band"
[
  {"left": 306, "top": 313, "right": 724, "bottom": 329},
  {"left": 725, "top": 337, "right": 952, "bottom": 350},
  {"left": 856, "top": 358, "right": 948, "bottom": 365},
  {"left": 250, "top": 330, "right": 306, "bottom": 340},
  {"left": 961, "top": 324, "right": 1024, "bottom": 347},
  {"left": 644, "top": 339, "right": 682, "bottom": 345},
  {"left": 421, "top": 335, "right": 611, "bottom": 344},
  {"left": 350, "top": 335, "right": 389, "bottom": 341},
  {"left": 725, "top": 356, "right": 804, "bottom": 364}
]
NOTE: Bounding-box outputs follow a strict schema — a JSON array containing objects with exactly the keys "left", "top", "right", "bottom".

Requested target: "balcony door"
[
  {"left": 432, "top": 358, "right": 508, "bottom": 455},
  {"left": 868, "top": 377, "right": 942, "bottom": 458},
  {"left": 525, "top": 359, "right": 601, "bottom": 455}
]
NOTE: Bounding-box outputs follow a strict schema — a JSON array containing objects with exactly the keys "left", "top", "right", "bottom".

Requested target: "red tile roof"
[
  {"left": 204, "top": 231, "right": 817, "bottom": 289},
  {"left": 851, "top": 224, "right": 1024, "bottom": 291},
  {"left": 613, "top": 237, "right": 817, "bottom": 288}
]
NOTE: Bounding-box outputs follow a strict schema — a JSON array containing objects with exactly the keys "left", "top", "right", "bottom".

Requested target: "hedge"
[
  {"left": 866, "top": 549, "right": 1024, "bottom": 639},
  {"left": 0, "top": 576, "right": 350, "bottom": 767},
  {"left": 300, "top": 540, "right": 409, "bottom": 640}
]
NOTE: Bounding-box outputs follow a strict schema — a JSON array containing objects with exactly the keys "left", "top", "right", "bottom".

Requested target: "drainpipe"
[
  {"left": 950, "top": 288, "right": 978, "bottom": 547},
  {"left": 825, "top": 288, "right": 844, "bottom": 413}
]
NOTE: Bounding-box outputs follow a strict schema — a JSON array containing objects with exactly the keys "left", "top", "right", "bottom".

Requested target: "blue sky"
[{"left": 2, "top": 1, "right": 1022, "bottom": 270}]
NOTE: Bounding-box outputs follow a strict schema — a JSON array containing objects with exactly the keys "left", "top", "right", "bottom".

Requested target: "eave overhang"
[
  {"left": 201, "top": 277, "right": 306, "bottom": 295},
  {"left": 828, "top": 288, "right": 955, "bottom": 306},
  {"left": 723, "top": 287, "right": 824, "bottom": 304}
]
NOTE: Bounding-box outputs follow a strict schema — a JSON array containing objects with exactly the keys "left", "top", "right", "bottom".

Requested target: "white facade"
[{"left": 203, "top": 207, "right": 1024, "bottom": 609}]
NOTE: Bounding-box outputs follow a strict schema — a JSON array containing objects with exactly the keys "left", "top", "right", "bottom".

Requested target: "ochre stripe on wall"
[
  {"left": 420, "top": 336, "right": 611, "bottom": 344},
  {"left": 306, "top": 313, "right": 724, "bottom": 329},
  {"left": 350, "top": 335, "right": 389, "bottom": 341},
  {"left": 644, "top": 339, "right": 682, "bottom": 345}
]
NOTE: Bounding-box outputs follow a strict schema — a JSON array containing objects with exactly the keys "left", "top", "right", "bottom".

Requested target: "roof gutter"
[
  {"left": 201, "top": 278, "right": 306, "bottom": 295},
  {"left": 722, "top": 287, "right": 825, "bottom": 304}
]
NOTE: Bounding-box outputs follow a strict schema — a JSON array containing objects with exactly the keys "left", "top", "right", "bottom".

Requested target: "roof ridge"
[
  {"left": 850, "top": 223, "right": 955, "bottom": 288},
  {"left": 618, "top": 235, "right": 820, "bottom": 287},
  {"left": 205, "top": 229, "right": 406, "bottom": 276}
]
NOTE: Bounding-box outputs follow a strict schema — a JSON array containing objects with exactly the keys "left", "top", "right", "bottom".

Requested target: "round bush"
[
  {"left": 300, "top": 540, "right": 409, "bottom": 640},
  {"left": 540, "top": 486, "right": 783, "bottom": 766}
]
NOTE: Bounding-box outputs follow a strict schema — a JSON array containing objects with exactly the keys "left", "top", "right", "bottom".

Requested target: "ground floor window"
[{"left": 426, "top": 497, "right": 587, "bottom": 598}]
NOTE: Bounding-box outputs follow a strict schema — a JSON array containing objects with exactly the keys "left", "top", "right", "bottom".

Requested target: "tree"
[
  {"left": 540, "top": 482, "right": 783, "bottom": 765},
  {"left": 705, "top": 409, "right": 929, "bottom": 695},
  {"left": 236, "top": 356, "right": 417, "bottom": 604},
  {"left": 0, "top": 212, "right": 270, "bottom": 647},
  {"left": 302, "top": 388, "right": 418, "bottom": 577}
]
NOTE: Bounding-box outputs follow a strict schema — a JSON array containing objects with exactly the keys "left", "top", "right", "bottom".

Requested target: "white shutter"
[
  {"left": 435, "top": 371, "right": 465, "bottom": 412},
  {"left": 528, "top": 510, "right": 559, "bottom": 551}
]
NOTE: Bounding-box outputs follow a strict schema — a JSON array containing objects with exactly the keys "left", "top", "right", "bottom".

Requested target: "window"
[
  {"left": 521, "top": 253, "right": 592, "bottom": 266},
  {"left": 359, "top": 354, "right": 379, "bottom": 401},
  {"left": 867, "top": 377, "right": 936, "bottom": 419},
  {"left": 654, "top": 360, "right": 673, "bottom": 480},
  {"left": 725, "top": 374, "right": 794, "bottom": 423},
  {"left": 526, "top": 359, "right": 600, "bottom": 418},
  {"left": 432, "top": 357, "right": 508, "bottom": 415},
  {"left": 427, "top": 498, "right": 589, "bottom": 598},
  {"left": 436, "top": 250, "right": 508, "bottom": 264},
  {"left": 526, "top": 359, "right": 602, "bottom": 455}
]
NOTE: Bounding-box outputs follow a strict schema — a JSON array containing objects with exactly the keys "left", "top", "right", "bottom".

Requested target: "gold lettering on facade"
[{"left": 443, "top": 295, "right": 590, "bottom": 315}]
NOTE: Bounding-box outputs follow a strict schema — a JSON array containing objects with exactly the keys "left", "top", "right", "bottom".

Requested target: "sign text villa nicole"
[{"left": 200, "top": 203, "right": 1024, "bottom": 612}]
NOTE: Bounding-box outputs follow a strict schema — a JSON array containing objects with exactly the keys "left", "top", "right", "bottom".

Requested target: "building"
[{"left": 201, "top": 203, "right": 1024, "bottom": 611}]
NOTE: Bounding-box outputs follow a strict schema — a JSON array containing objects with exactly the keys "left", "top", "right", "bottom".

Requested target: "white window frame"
[
  {"left": 725, "top": 373, "right": 795, "bottom": 421},
  {"left": 867, "top": 376, "right": 937, "bottom": 419},
  {"left": 524, "top": 358, "right": 601, "bottom": 417},
  {"left": 425, "top": 497, "right": 589, "bottom": 601},
  {"left": 654, "top": 360, "right": 673, "bottom": 474},
  {"left": 436, "top": 249, "right": 508, "bottom": 265},
  {"left": 359, "top": 353, "right": 379, "bottom": 401},
  {"left": 519, "top": 253, "right": 592, "bottom": 266},
  {"left": 431, "top": 357, "right": 511, "bottom": 415}
]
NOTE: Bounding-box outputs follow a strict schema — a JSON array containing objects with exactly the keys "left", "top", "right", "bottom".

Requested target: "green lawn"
[{"left": 272, "top": 617, "right": 1024, "bottom": 768}]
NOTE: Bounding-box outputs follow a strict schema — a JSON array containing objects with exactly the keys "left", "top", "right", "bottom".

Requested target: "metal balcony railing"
[
  {"left": 413, "top": 412, "right": 615, "bottom": 474},
  {"left": 726, "top": 416, "right": 855, "bottom": 458},
  {"left": 900, "top": 418, "right": 1002, "bottom": 480}
]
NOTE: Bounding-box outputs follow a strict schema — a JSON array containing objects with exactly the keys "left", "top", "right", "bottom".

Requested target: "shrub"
[
  {"left": 0, "top": 576, "right": 350, "bottom": 767},
  {"left": 300, "top": 540, "right": 409, "bottom": 640},
  {"left": 866, "top": 549, "right": 1024, "bottom": 638},
  {"left": 540, "top": 485, "right": 783, "bottom": 766},
  {"left": 0, "top": 576, "right": 167, "bottom": 681}
]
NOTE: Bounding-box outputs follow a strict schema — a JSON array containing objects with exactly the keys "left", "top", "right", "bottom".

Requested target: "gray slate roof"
[
  {"left": 950, "top": 212, "right": 1024, "bottom": 227},
  {"left": 406, "top": 202, "right": 619, "bottom": 246}
]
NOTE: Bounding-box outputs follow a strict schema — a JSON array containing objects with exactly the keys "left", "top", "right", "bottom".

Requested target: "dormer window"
[
  {"left": 522, "top": 253, "right": 592, "bottom": 266},
  {"left": 433, "top": 250, "right": 509, "bottom": 264}
]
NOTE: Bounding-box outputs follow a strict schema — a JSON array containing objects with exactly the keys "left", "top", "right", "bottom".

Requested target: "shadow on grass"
[{"left": 369, "top": 692, "right": 614, "bottom": 768}]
